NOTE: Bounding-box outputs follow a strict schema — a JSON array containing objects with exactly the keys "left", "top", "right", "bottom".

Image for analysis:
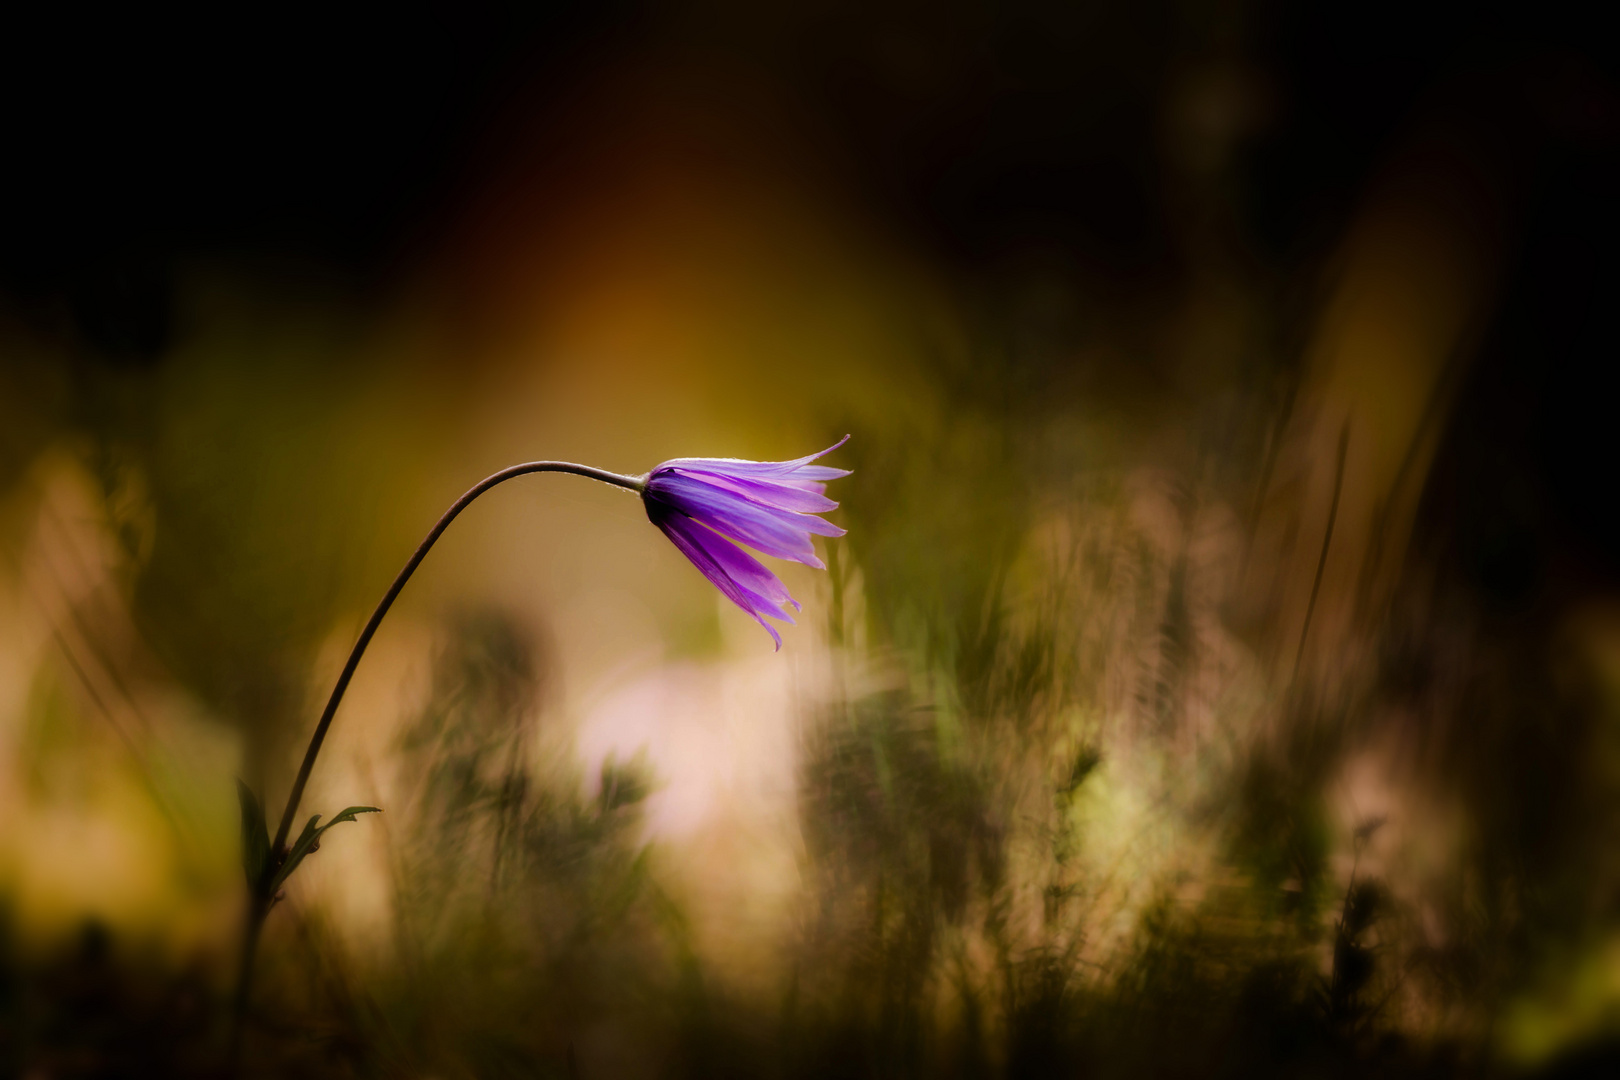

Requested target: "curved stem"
[
  {"left": 269, "top": 461, "right": 644, "bottom": 854},
  {"left": 227, "top": 461, "right": 640, "bottom": 1070}
]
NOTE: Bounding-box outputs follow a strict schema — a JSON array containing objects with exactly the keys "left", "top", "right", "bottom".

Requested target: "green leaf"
[
  {"left": 325, "top": 805, "right": 382, "bottom": 828},
  {"left": 269, "top": 814, "right": 323, "bottom": 893},
  {"left": 236, "top": 780, "right": 271, "bottom": 888},
  {"left": 267, "top": 805, "right": 382, "bottom": 893}
]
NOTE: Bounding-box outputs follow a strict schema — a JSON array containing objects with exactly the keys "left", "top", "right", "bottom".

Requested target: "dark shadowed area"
[{"left": 5, "top": 2, "right": 1620, "bottom": 1077}]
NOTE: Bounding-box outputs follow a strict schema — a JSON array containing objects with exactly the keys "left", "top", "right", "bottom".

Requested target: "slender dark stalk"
[
  {"left": 226, "top": 894, "right": 268, "bottom": 1071},
  {"left": 229, "top": 460, "right": 644, "bottom": 1068},
  {"left": 1354, "top": 339, "right": 1469, "bottom": 623},
  {"left": 1292, "top": 423, "right": 1350, "bottom": 685},
  {"left": 269, "top": 461, "right": 643, "bottom": 853},
  {"left": 1239, "top": 368, "right": 1300, "bottom": 587}
]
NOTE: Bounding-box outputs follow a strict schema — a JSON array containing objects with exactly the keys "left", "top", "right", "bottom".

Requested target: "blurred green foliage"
[{"left": 12, "top": 325, "right": 1618, "bottom": 1075}]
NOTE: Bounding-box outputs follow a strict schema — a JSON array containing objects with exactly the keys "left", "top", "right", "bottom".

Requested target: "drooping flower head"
[{"left": 641, "top": 436, "right": 851, "bottom": 649}]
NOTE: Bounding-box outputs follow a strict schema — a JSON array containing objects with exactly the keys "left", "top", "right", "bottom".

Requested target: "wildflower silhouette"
[{"left": 230, "top": 437, "right": 851, "bottom": 1065}]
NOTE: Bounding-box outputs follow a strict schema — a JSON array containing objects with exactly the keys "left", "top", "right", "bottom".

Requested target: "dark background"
[{"left": 4, "top": 1, "right": 1617, "bottom": 560}]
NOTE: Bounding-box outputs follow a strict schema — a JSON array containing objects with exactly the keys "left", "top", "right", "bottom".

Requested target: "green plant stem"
[
  {"left": 227, "top": 459, "right": 644, "bottom": 1068},
  {"left": 226, "top": 893, "right": 268, "bottom": 1070}
]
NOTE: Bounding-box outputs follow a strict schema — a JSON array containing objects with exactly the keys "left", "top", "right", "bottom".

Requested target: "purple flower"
[{"left": 642, "top": 436, "right": 851, "bottom": 649}]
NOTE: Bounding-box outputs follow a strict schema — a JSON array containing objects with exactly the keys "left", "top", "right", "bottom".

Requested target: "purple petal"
[
  {"left": 648, "top": 501, "right": 801, "bottom": 649},
  {"left": 641, "top": 437, "right": 850, "bottom": 650},
  {"left": 650, "top": 435, "right": 851, "bottom": 480},
  {"left": 672, "top": 470, "right": 839, "bottom": 513},
  {"left": 776, "top": 464, "right": 852, "bottom": 483},
  {"left": 647, "top": 474, "right": 844, "bottom": 567}
]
